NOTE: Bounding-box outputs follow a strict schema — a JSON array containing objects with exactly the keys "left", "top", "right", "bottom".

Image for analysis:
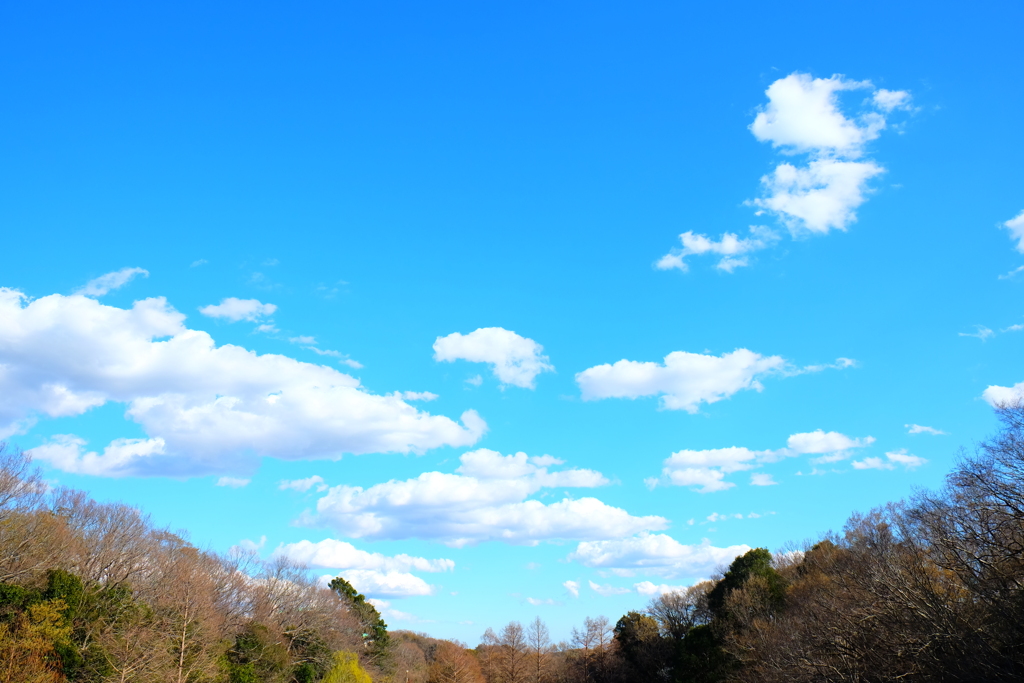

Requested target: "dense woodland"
[{"left": 1, "top": 404, "right": 1022, "bottom": 682}]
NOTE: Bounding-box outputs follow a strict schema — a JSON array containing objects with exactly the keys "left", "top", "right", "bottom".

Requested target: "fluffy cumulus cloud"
[
  {"left": 567, "top": 533, "right": 749, "bottom": 579},
  {"left": 3, "top": 289, "right": 486, "bottom": 475},
  {"left": 660, "top": 73, "right": 910, "bottom": 272},
  {"left": 852, "top": 449, "right": 927, "bottom": 471},
  {"left": 983, "top": 381, "right": 1024, "bottom": 407},
  {"left": 199, "top": 297, "right": 277, "bottom": 322},
  {"left": 650, "top": 429, "right": 874, "bottom": 492},
  {"left": 307, "top": 449, "right": 666, "bottom": 547},
  {"left": 276, "top": 538, "right": 454, "bottom": 574},
  {"left": 433, "top": 327, "right": 554, "bottom": 389},
  {"left": 576, "top": 349, "right": 786, "bottom": 412},
  {"left": 563, "top": 580, "right": 580, "bottom": 598},
  {"left": 634, "top": 581, "right": 692, "bottom": 596},
  {"left": 324, "top": 569, "right": 435, "bottom": 599},
  {"left": 278, "top": 539, "right": 456, "bottom": 599},
  {"left": 1003, "top": 210, "right": 1024, "bottom": 253},
  {"left": 75, "top": 267, "right": 149, "bottom": 297}
]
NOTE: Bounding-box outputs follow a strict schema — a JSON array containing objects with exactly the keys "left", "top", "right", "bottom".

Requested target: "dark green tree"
[{"left": 328, "top": 576, "right": 391, "bottom": 668}]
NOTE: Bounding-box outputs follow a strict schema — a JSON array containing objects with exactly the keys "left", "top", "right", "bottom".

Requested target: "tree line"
[
  {"left": 0, "top": 442, "right": 385, "bottom": 682},
  {"left": 2, "top": 403, "right": 1023, "bottom": 681}
]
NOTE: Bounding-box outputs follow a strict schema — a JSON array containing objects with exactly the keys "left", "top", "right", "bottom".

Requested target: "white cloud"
[
  {"left": 959, "top": 325, "right": 995, "bottom": 341},
  {"left": 433, "top": 328, "right": 554, "bottom": 389},
  {"left": 655, "top": 226, "right": 779, "bottom": 273},
  {"left": 465, "top": 375, "right": 483, "bottom": 387},
  {"left": 872, "top": 89, "right": 913, "bottom": 112},
  {"left": 705, "top": 512, "right": 744, "bottom": 523},
  {"left": 305, "top": 347, "right": 363, "bottom": 369},
  {"left": 752, "top": 159, "right": 883, "bottom": 234},
  {"left": 1003, "top": 210, "right": 1024, "bottom": 253},
  {"left": 526, "top": 597, "right": 561, "bottom": 606},
  {"left": 27, "top": 435, "right": 167, "bottom": 477},
  {"left": 279, "top": 475, "right": 328, "bottom": 493},
  {"left": 324, "top": 569, "right": 435, "bottom": 599},
  {"left": 588, "top": 580, "right": 630, "bottom": 596},
  {"left": 999, "top": 265, "right": 1024, "bottom": 280},
  {"left": 255, "top": 324, "right": 279, "bottom": 334},
  {"left": 983, "top": 381, "right": 1024, "bottom": 407},
  {"left": 661, "top": 74, "right": 909, "bottom": 272},
  {"left": 75, "top": 267, "right": 149, "bottom": 297},
  {"left": 852, "top": 449, "right": 927, "bottom": 471},
  {"left": 634, "top": 581, "right": 691, "bottom": 596},
  {"left": 567, "top": 533, "right": 749, "bottom": 579},
  {"left": 190, "top": 259, "right": 208, "bottom": 268},
  {"left": 199, "top": 297, "right": 277, "bottom": 322},
  {"left": 307, "top": 449, "right": 664, "bottom": 547},
  {"left": 390, "top": 391, "right": 438, "bottom": 402},
  {"left": 563, "top": 580, "right": 581, "bottom": 598},
  {"left": 290, "top": 336, "right": 317, "bottom": 345},
  {"left": 750, "top": 73, "right": 881, "bottom": 156},
  {"left": 786, "top": 429, "right": 875, "bottom": 455},
  {"left": 905, "top": 424, "right": 946, "bottom": 436},
  {"left": 275, "top": 538, "right": 454, "bottom": 574},
  {"left": 216, "top": 476, "right": 250, "bottom": 488},
  {"left": 2, "top": 289, "right": 486, "bottom": 473},
  {"left": 650, "top": 429, "right": 872, "bottom": 492},
  {"left": 576, "top": 349, "right": 786, "bottom": 412}
]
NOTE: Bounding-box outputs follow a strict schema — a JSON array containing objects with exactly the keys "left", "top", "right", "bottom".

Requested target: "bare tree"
[
  {"left": 525, "top": 617, "right": 552, "bottom": 683},
  {"left": 428, "top": 640, "right": 485, "bottom": 683},
  {"left": 498, "top": 621, "right": 529, "bottom": 683}
]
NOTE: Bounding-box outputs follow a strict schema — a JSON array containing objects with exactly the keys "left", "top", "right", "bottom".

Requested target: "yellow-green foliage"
[
  {"left": 322, "top": 651, "right": 373, "bottom": 683},
  {"left": 0, "top": 599, "right": 71, "bottom": 683}
]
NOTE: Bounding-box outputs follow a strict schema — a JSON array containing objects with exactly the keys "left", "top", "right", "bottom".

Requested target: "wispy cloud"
[{"left": 75, "top": 267, "right": 149, "bottom": 297}]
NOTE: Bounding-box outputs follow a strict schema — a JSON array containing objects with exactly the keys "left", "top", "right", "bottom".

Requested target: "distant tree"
[
  {"left": 498, "top": 621, "right": 528, "bottom": 683},
  {"left": 525, "top": 617, "right": 552, "bottom": 683},
  {"left": 428, "top": 640, "right": 484, "bottom": 683}
]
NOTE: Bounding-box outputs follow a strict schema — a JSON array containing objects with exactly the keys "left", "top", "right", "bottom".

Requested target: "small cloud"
[
  {"left": 526, "top": 597, "right": 561, "bottom": 606},
  {"left": 905, "top": 424, "right": 946, "bottom": 436},
  {"left": 525, "top": 562, "right": 541, "bottom": 570},
  {"left": 263, "top": 258, "right": 280, "bottom": 266},
  {"left": 852, "top": 449, "right": 927, "bottom": 471},
  {"left": 998, "top": 265, "right": 1024, "bottom": 280},
  {"left": 1002, "top": 210, "right": 1024, "bottom": 253},
  {"left": 255, "top": 324, "right": 279, "bottom": 334},
  {"left": 216, "top": 476, "right": 251, "bottom": 488},
  {"left": 588, "top": 580, "right": 630, "bottom": 596},
  {"left": 290, "top": 336, "right": 317, "bottom": 345},
  {"left": 635, "top": 581, "right": 690, "bottom": 596},
  {"left": 305, "top": 347, "right": 363, "bottom": 369},
  {"left": 279, "top": 475, "right": 328, "bottom": 493},
  {"left": 1002, "top": 323, "right": 1024, "bottom": 333},
  {"left": 563, "top": 580, "right": 580, "bottom": 598},
  {"left": 465, "top": 374, "right": 484, "bottom": 387},
  {"left": 872, "top": 89, "right": 913, "bottom": 112},
  {"left": 750, "top": 473, "right": 778, "bottom": 486},
  {"left": 75, "top": 267, "right": 149, "bottom": 297},
  {"left": 959, "top": 325, "right": 994, "bottom": 341},
  {"left": 200, "top": 298, "right": 277, "bottom": 322},
  {"left": 190, "top": 259, "right": 208, "bottom": 268},
  {"left": 391, "top": 391, "right": 439, "bottom": 402},
  {"left": 231, "top": 535, "right": 266, "bottom": 553}
]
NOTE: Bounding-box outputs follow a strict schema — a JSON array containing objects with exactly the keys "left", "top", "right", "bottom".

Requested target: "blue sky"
[{"left": 2, "top": 0, "right": 1023, "bottom": 643}]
